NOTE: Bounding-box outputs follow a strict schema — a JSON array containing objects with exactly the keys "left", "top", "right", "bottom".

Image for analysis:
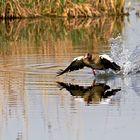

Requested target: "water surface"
[{"left": 0, "top": 14, "right": 140, "bottom": 140}]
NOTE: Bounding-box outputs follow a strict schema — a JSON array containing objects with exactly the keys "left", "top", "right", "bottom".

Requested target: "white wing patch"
[
  {"left": 100, "top": 54, "right": 113, "bottom": 62},
  {"left": 72, "top": 56, "right": 84, "bottom": 61}
]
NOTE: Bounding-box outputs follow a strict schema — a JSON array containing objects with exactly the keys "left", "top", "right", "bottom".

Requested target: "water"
[{"left": 0, "top": 13, "right": 140, "bottom": 140}]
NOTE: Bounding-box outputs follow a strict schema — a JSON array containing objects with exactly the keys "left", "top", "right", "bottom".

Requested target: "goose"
[{"left": 57, "top": 53, "right": 120, "bottom": 76}]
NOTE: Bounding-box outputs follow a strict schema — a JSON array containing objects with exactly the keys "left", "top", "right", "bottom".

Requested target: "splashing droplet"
[{"left": 110, "top": 36, "right": 140, "bottom": 75}]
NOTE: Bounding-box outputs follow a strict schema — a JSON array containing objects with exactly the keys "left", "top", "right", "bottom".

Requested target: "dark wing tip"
[
  {"left": 56, "top": 69, "right": 64, "bottom": 76},
  {"left": 112, "top": 62, "right": 121, "bottom": 71}
]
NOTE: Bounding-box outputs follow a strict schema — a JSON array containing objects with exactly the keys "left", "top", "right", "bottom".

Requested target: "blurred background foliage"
[{"left": 0, "top": 0, "right": 128, "bottom": 18}]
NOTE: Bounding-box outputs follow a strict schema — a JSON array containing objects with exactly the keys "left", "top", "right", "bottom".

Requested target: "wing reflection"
[{"left": 57, "top": 81, "right": 121, "bottom": 105}]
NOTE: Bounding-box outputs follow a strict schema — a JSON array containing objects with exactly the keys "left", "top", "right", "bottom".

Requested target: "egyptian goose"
[{"left": 57, "top": 53, "right": 120, "bottom": 76}]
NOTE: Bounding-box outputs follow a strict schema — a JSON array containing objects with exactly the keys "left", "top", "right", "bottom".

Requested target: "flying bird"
[{"left": 57, "top": 53, "right": 120, "bottom": 76}]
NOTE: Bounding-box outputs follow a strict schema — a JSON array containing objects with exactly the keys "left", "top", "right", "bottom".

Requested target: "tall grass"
[{"left": 0, "top": 0, "right": 128, "bottom": 18}]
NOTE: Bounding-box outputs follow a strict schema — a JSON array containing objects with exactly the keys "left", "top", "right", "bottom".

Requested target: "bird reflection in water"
[{"left": 57, "top": 81, "right": 121, "bottom": 105}]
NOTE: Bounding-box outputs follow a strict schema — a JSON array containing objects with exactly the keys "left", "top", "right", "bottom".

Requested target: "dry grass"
[{"left": 0, "top": 0, "right": 127, "bottom": 18}]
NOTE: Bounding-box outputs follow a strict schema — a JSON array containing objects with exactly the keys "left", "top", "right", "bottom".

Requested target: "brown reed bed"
[{"left": 0, "top": 0, "right": 128, "bottom": 19}]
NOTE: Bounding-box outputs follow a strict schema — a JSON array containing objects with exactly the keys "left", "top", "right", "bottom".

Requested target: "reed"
[{"left": 0, "top": 0, "right": 127, "bottom": 18}]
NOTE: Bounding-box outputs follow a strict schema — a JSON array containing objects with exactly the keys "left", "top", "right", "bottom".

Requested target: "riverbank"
[{"left": 0, "top": 0, "right": 129, "bottom": 19}]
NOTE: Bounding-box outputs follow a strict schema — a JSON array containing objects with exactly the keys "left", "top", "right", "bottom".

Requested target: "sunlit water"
[{"left": 0, "top": 12, "right": 140, "bottom": 140}]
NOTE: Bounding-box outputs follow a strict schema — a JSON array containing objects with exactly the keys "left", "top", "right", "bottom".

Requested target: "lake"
[{"left": 0, "top": 11, "right": 140, "bottom": 140}]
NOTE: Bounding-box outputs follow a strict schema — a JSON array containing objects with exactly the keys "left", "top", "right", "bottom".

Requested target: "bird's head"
[{"left": 85, "top": 53, "right": 92, "bottom": 60}]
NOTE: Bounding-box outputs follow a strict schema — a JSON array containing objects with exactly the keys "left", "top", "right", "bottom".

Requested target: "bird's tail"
[{"left": 110, "top": 62, "right": 121, "bottom": 71}]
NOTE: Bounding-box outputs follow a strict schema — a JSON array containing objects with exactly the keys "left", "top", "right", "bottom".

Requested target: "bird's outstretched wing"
[
  {"left": 57, "top": 58, "right": 85, "bottom": 76},
  {"left": 100, "top": 56, "right": 120, "bottom": 71}
]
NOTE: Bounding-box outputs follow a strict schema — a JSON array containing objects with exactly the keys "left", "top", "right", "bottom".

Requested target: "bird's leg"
[{"left": 92, "top": 69, "right": 96, "bottom": 75}]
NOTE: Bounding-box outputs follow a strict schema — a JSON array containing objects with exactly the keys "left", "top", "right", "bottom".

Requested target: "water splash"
[{"left": 110, "top": 36, "right": 140, "bottom": 75}]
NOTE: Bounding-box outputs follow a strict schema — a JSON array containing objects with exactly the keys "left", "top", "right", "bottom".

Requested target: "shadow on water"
[{"left": 57, "top": 81, "right": 121, "bottom": 105}]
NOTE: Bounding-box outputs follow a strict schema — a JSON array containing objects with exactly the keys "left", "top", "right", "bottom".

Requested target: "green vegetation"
[{"left": 0, "top": 0, "right": 127, "bottom": 18}]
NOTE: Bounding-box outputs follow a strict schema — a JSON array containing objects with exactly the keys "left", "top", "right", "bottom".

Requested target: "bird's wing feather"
[
  {"left": 100, "top": 57, "right": 114, "bottom": 69},
  {"left": 57, "top": 58, "right": 85, "bottom": 76},
  {"left": 100, "top": 57, "right": 120, "bottom": 71},
  {"left": 100, "top": 54, "right": 113, "bottom": 62}
]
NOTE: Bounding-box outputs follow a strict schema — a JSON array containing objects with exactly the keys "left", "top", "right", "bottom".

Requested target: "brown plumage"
[{"left": 57, "top": 53, "right": 120, "bottom": 76}]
